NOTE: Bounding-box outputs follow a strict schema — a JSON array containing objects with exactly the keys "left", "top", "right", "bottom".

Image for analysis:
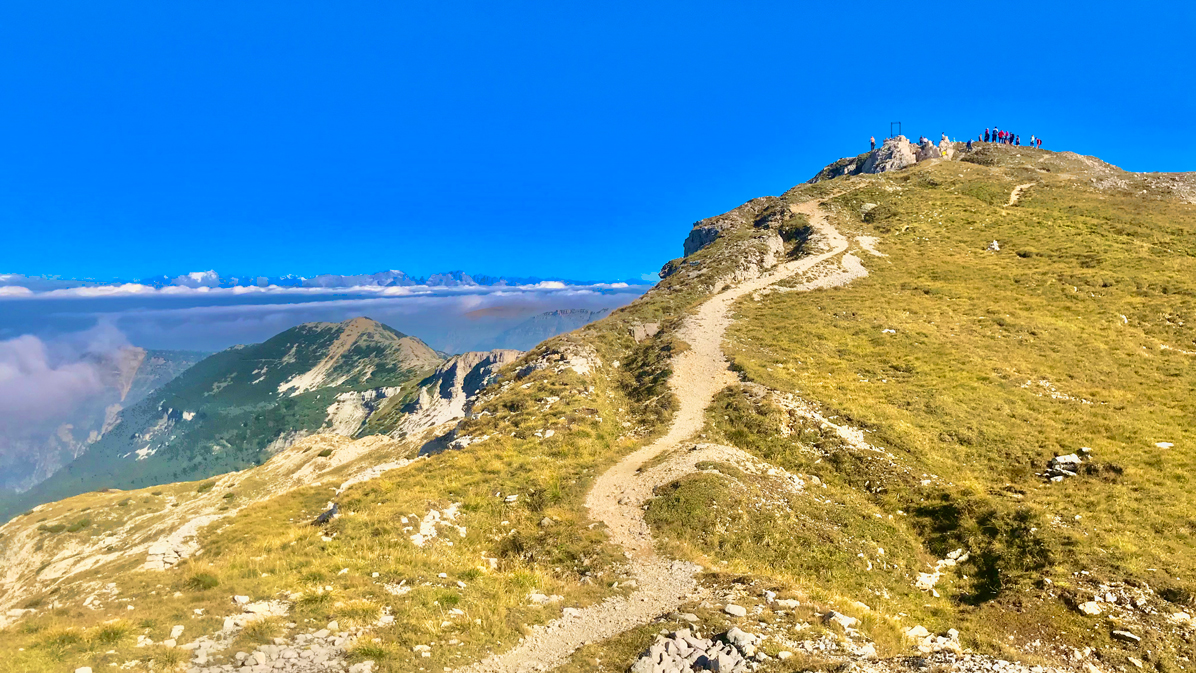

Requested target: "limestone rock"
[
  {"left": 395, "top": 350, "right": 522, "bottom": 439},
  {"left": 724, "top": 604, "right": 747, "bottom": 617},
  {"left": 1112, "top": 630, "right": 1142, "bottom": 644},
  {"left": 823, "top": 610, "right": 858, "bottom": 629},
  {"left": 859, "top": 136, "right": 918, "bottom": 175},
  {"left": 915, "top": 139, "right": 943, "bottom": 162},
  {"left": 906, "top": 625, "right": 930, "bottom": 639}
]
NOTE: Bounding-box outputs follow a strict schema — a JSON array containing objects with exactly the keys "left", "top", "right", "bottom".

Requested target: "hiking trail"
[
  {"left": 1007, "top": 182, "right": 1035, "bottom": 206},
  {"left": 462, "top": 200, "right": 862, "bottom": 673}
]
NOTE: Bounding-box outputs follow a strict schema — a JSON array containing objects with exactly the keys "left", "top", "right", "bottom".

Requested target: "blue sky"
[{"left": 0, "top": 0, "right": 1192, "bottom": 283}]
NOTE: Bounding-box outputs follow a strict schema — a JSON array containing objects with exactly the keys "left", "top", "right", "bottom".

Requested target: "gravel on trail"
[{"left": 462, "top": 200, "right": 864, "bottom": 673}]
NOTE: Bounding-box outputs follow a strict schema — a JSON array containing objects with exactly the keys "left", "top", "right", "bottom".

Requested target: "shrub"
[
  {"left": 237, "top": 617, "right": 282, "bottom": 646},
  {"left": 196, "top": 481, "right": 217, "bottom": 493},
  {"left": 91, "top": 621, "right": 131, "bottom": 646},
  {"left": 317, "top": 449, "right": 334, "bottom": 458},
  {"left": 66, "top": 518, "right": 91, "bottom": 533},
  {"left": 183, "top": 572, "right": 219, "bottom": 591}
]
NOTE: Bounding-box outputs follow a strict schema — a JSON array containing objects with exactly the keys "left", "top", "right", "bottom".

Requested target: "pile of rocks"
[
  {"left": 905, "top": 625, "right": 962, "bottom": 654},
  {"left": 1044, "top": 449, "right": 1090, "bottom": 482},
  {"left": 630, "top": 627, "right": 765, "bottom": 673},
  {"left": 184, "top": 618, "right": 368, "bottom": 673}
]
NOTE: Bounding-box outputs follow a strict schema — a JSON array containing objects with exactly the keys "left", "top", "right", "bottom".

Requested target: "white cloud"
[
  {"left": 0, "top": 280, "right": 644, "bottom": 301},
  {"left": 172, "top": 270, "right": 221, "bottom": 288}
]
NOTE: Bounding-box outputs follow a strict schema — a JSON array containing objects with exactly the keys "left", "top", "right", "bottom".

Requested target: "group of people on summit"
[
  {"left": 982, "top": 127, "right": 1042, "bottom": 148},
  {"left": 868, "top": 129, "right": 1043, "bottom": 153}
]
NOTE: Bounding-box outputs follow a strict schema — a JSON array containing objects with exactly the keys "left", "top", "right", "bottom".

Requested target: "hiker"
[
  {"left": 871, "top": 136, "right": 875, "bottom": 150},
  {"left": 967, "top": 139, "right": 973, "bottom": 150},
  {"left": 1015, "top": 135, "right": 1020, "bottom": 146},
  {"left": 1037, "top": 137, "right": 1042, "bottom": 148},
  {"left": 984, "top": 128, "right": 990, "bottom": 142}
]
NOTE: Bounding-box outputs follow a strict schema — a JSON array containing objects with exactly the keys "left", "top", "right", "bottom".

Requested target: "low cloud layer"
[
  {"left": 0, "top": 335, "right": 105, "bottom": 434},
  {"left": 0, "top": 325, "right": 137, "bottom": 492},
  {"left": 0, "top": 282, "right": 647, "bottom": 353}
]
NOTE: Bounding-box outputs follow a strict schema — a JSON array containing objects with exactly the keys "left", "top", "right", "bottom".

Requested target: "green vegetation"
[
  {"left": 4, "top": 318, "right": 441, "bottom": 522},
  {"left": 697, "top": 152, "right": 1196, "bottom": 663},
  {"left": 183, "top": 572, "right": 220, "bottom": 591}
]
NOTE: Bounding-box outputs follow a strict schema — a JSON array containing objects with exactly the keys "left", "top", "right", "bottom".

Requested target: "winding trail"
[
  {"left": 463, "top": 200, "right": 858, "bottom": 673},
  {"left": 1007, "top": 182, "right": 1035, "bottom": 206}
]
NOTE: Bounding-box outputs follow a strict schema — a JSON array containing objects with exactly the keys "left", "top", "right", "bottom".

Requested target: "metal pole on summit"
[{"left": 890, "top": 121, "right": 901, "bottom": 139}]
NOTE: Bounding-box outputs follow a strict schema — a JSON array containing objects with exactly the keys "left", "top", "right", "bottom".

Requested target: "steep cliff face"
[{"left": 388, "top": 349, "right": 523, "bottom": 437}]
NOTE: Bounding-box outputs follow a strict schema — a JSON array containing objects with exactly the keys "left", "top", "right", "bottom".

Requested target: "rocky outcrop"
[
  {"left": 682, "top": 197, "right": 779, "bottom": 256},
  {"left": 393, "top": 350, "right": 521, "bottom": 436},
  {"left": 807, "top": 153, "right": 872, "bottom": 182},
  {"left": 809, "top": 137, "right": 918, "bottom": 183},
  {"left": 858, "top": 136, "right": 917, "bottom": 173},
  {"left": 915, "top": 139, "right": 943, "bottom": 162},
  {"left": 323, "top": 386, "right": 403, "bottom": 435}
]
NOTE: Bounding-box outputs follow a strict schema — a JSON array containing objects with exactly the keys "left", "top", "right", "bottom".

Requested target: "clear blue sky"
[{"left": 1, "top": 1, "right": 1191, "bottom": 282}]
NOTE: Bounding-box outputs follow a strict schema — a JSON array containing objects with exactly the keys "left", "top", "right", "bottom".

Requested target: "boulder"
[
  {"left": 823, "top": 610, "right": 858, "bottom": 629},
  {"left": 915, "top": 140, "right": 943, "bottom": 162},
  {"left": 1113, "top": 630, "right": 1142, "bottom": 644},
  {"left": 724, "top": 604, "right": 747, "bottom": 617},
  {"left": 906, "top": 625, "right": 931, "bottom": 639},
  {"left": 859, "top": 136, "right": 918, "bottom": 175}
]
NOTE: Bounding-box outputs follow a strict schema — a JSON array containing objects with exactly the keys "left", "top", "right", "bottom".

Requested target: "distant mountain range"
[{"left": 0, "top": 269, "right": 654, "bottom": 294}]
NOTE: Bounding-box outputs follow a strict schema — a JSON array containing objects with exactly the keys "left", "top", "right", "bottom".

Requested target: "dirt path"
[
  {"left": 462, "top": 200, "right": 858, "bottom": 673},
  {"left": 1007, "top": 182, "right": 1035, "bottom": 206}
]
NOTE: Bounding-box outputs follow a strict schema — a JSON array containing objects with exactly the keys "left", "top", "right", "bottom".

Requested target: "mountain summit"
[{"left": 6, "top": 318, "right": 441, "bottom": 518}]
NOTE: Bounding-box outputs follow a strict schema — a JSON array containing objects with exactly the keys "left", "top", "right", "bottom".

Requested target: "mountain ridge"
[
  {"left": 2, "top": 143, "right": 1194, "bottom": 673},
  {"left": 1, "top": 317, "right": 441, "bottom": 520}
]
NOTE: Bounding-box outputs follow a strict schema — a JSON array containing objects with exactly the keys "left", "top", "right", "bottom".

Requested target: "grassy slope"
[{"left": 647, "top": 148, "right": 1196, "bottom": 669}]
